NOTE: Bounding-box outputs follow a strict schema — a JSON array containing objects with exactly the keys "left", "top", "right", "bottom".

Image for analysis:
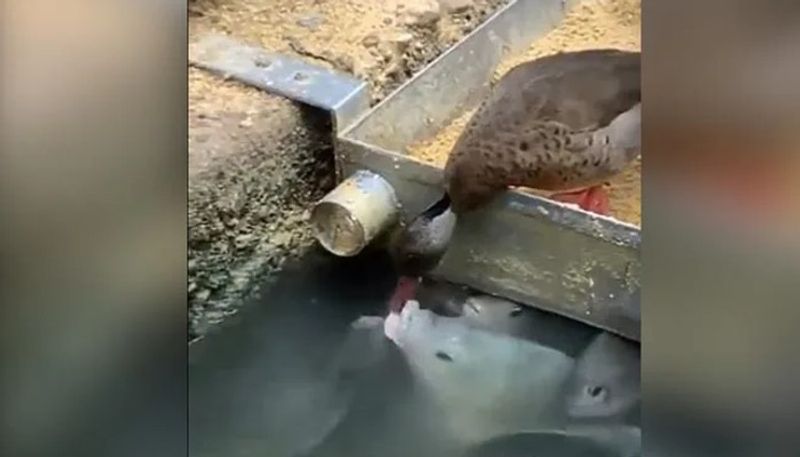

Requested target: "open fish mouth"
[{"left": 383, "top": 300, "right": 432, "bottom": 346}]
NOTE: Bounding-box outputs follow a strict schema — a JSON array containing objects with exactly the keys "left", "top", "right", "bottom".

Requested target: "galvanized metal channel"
[
  {"left": 190, "top": 0, "right": 641, "bottom": 342},
  {"left": 189, "top": 34, "right": 371, "bottom": 135}
]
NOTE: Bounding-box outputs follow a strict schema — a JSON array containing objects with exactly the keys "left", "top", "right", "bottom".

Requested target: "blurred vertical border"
[
  {"left": 3, "top": 0, "right": 800, "bottom": 456},
  {"left": 644, "top": 0, "right": 800, "bottom": 455},
  {"left": 1, "top": 1, "right": 188, "bottom": 456}
]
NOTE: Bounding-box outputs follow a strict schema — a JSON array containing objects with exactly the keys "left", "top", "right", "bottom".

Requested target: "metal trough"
[
  {"left": 190, "top": 0, "right": 640, "bottom": 341},
  {"left": 332, "top": 0, "right": 640, "bottom": 341}
]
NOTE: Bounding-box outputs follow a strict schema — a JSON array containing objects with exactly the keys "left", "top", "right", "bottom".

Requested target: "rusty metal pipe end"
[{"left": 311, "top": 170, "right": 399, "bottom": 257}]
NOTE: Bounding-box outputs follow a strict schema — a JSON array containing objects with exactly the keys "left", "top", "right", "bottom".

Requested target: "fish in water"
[
  {"left": 565, "top": 331, "right": 641, "bottom": 422},
  {"left": 567, "top": 424, "right": 641, "bottom": 457},
  {"left": 413, "top": 277, "right": 473, "bottom": 317},
  {"left": 406, "top": 280, "right": 541, "bottom": 338},
  {"left": 464, "top": 425, "right": 640, "bottom": 457},
  {"left": 384, "top": 300, "right": 575, "bottom": 446},
  {"left": 388, "top": 49, "right": 641, "bottom": 298},
  {"left": 301, "top": 316, "right": 431, "bottom": 457},
  {"left": 412, "top": 280, "right": 597, "bottom": 355},
  {"left": 461, "top": 294, "right": 551, "bottom": 338},
  {"left": 250, "top": 316, "right": 394, "bottom": 457}
]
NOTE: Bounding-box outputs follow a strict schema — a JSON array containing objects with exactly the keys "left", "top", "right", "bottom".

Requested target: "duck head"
[{"left": 385, "top": 193, "right": 458, "bottom": 312}]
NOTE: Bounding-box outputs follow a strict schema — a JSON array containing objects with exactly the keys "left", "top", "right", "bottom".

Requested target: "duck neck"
[
  {"left": 387, "top": 192, "right": 456, "bottom": 314},
  {"left": 605, "top": 103, "right": 641, "bottom": 161},
  {"left": 422, "top": 192, "right": 453, "bottom": 218}
]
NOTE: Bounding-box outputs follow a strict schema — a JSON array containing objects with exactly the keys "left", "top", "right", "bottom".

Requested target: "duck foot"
[
  {"left": 550, "top": 186, "right": 610, "bottom": 215},
  {"left": 387, "top": 276, "right": 420, "bottom": 314}
]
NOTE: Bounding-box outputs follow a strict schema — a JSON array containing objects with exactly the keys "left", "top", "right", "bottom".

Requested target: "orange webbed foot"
[{"left": 550, "top": 186, "right": 610, "bottom": 215}]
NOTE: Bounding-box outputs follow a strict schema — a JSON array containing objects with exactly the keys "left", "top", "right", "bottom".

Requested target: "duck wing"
[{"left": 444, "top": 50, "right": 640, "bottom": 213}]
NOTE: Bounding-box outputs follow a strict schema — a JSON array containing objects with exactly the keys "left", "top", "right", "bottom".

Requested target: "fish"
[
  {"left": 332, "top": 315, "right": 393, "bottom": 375},
  {"left": 414, "top": 278, "right": 473, "bottom": 317},
  {"left": 384, "top": 300, "right": 575, "bottom": 445},
  {"left": 564, "top": 331, "right": 641, "bottom": 421},
  {"left": 567, "top": 424, "right": 641, "bottom": 457},
  {"left": 414, "top": 282, "right": 597, "bottom": 355},
  {"left": 282, "top": 316, "right": 394, "bottom": 456},
  {"left": 301, "top": 316, "right": 426, "bottom": 457},
  {"left": 456, "top": 293, "right": 572, "bottom": 344},
  {"left": 463, "top": 425, "right": 640, "bottom": 457}
]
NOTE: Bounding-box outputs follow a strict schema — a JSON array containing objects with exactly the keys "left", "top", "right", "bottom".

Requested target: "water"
[
  {"left": 564, "top": 332, "right": 641, "bottom": 422},
  {"left": 384, "top": 301, "right": 576, "bottom": 447},
  {"left": 189, "top": 246, "right": 640, "bottom": 457},
  {"left": 464, "top": 426, "right": 641, "bottom": 457}
]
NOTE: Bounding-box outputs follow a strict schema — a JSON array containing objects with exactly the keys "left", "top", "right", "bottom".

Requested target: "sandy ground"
[
  {"left": 188, "top": 0, "right": 509, "bottom": 340},
  {"left": 406, "top": 0, "right": 642, "bottom": 226},
  {"left": 190, "top": 0, "right": 507, "bottom": 102}
]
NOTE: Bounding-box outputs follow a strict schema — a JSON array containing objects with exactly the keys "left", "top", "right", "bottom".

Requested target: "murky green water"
[{"left": 189, "top": 246, "right": 640, "bottom": 457}]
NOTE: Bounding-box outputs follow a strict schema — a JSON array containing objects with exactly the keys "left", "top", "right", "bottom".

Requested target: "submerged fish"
[
  {"left": 567, "top": 424, "right": 641, "bottom": 457},
  {"left": 412, "top": 279, "right": 534, "bottom": 332},
  {"left": 384, "top": 301, "right": 575, "bottom": 445},
  {"left": 414, "top": 281, "right": 597, "bottom": 355},
  {"left": 285, "top": 316, "right": 394, "bottom": 456},
  {"left": 464, "top": 425, "right": 640, "bottom": 457},
  {"left": 565, "top": 331, "right": 641, "bottom": 421},
  {"left": 302, "top": 316, "right": 429, "bottom": 457},
  {"left": 414, "top": 278, "right": 473, "bottom": 317}
]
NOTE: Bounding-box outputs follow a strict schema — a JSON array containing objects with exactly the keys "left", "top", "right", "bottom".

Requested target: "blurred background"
[
  {"left": 644, "top": 0, "right": 800, "bottom": 454},
  {"left": 1, "top": 0, "right": 798, "bottom": 456},
  {"left": 1, "top": 1, "right": 187, "bottom": 455}
]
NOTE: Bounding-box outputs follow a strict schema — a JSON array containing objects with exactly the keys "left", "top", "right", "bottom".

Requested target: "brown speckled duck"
[{"left": 387, "top": 49, "right": 640, "bottom": 311}]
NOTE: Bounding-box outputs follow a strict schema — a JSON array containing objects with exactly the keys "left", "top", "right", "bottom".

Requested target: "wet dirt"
[{"left": 406, "top": 0, "right": 642, "bottom": 226}]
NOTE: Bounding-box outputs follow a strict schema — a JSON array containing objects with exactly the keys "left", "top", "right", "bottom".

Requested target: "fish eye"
[{"left": 586, "top": 385, "right": 605, "bottom": 398}]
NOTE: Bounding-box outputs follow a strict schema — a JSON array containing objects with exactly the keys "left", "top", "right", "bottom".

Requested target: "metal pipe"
[{"left": 310, "top": 170, "right": 399, "bottom": 257}]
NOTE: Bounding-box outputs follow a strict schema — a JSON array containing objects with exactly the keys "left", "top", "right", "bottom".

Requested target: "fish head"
[
  {"left": 565, "top": 333, "right": 641, "bottom": 420},
  {"left": 415, "top": 278, "right": 472, "bottom": 317},
  {"left": 461, "top": 295, "right": 527, "bottom": 330}
]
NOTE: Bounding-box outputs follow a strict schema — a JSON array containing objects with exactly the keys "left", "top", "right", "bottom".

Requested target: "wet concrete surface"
[{"left": 189, "top": 246, "right": 641, "bottom": 457}]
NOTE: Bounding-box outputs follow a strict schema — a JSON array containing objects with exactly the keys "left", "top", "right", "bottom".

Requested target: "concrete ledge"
[{"left": 188, "top": 68, "right": 333, "bottom": 340}]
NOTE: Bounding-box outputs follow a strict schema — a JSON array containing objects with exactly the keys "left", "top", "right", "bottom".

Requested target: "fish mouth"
[
  {"left": 384, "top": 300, "right": 425, "bottom": 344},
  {"left": 387, "top": 276, "right": 421, "bottom": 314},
  {"left": 383, "top": 312, "right": 403, "bottom": 344}
]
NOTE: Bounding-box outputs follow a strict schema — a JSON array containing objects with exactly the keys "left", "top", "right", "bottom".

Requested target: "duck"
[{"left": 386, "top": 49, "right": 640, "bottom": 311}]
